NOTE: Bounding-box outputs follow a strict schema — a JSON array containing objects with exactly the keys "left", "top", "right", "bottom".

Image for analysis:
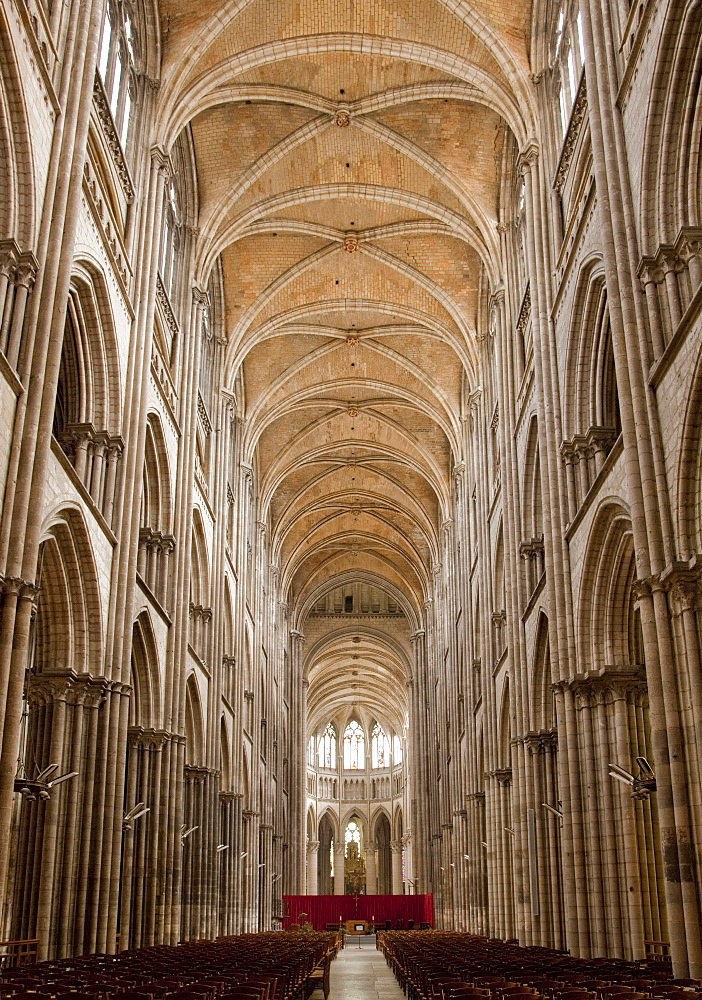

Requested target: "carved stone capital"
[
  {"left": 523, "top": 729, "right": 558, "bottom": 754},
  {"left": 0, "top": 239, "right": 20, "bottom": 279},
  {"left": 128, "top": 726, "right": 170, "bottom": 750},
  {"left": 518, "top": 141, "right": 539, "bottom": 174},
  {"left": 491, "top": 767, "right": 512, "bottom": 787},
  {"left": 192, "top": 285, "right": 209, "bottom": 307},
  {"left": 0, "top": 576, "right": 40, "bottom": 603},
  {"left": 151, "top": 144, "right": 172, "bottom": 176}
]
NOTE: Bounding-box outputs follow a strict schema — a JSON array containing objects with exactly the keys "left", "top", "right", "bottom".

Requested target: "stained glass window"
[
  {"left": 318, "top": 723, "right": 337, "bottom": 769},
  {"left": 371, "top": 722, "right": 390, "bottom": 769},
  {"left": 344, "top": 818, "right": 361, "bottom": 857},
  {"left": 343, "top": 720, "right": 365, "bottom": 769}
]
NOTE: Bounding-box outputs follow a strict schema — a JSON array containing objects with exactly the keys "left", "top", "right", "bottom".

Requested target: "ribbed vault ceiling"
[{"left": 158, "top": 0, "right": 532, "bottom": 673}]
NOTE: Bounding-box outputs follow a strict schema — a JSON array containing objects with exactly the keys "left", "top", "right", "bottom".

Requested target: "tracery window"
[
  {"left": 307, "top": 736, "right": 315, "bottom": 767},
  {"left": 159, "top": 176, "right": 181, "bottom": 303},
  {"left": 344, "top": 818, "right": 362, "bottom": 857},
  {"left": 97, "top": 0, "right": 137, "bottom": 148},
  {"left": 343, "top": 720, "right": 365, "bottom": 770},
  {"left": 318, "top": 723, "right": 337, "bottom": 769},
  {"left": 371, "top": 723, "right": 390, "bottom": 769},
  {"left": 392, "top": 734, "right": 403, "bottom": 765},
  {"left": 553, "top": 5, "right": 586, "bottom": 135}
]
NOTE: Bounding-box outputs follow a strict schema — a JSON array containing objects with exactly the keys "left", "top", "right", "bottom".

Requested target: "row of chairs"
[
  {"left": 377, "top": 931, "right": 698, "bottom": 1000},
  {"left": 0, "top": 933, "right": 340, "bottom": 1000}
]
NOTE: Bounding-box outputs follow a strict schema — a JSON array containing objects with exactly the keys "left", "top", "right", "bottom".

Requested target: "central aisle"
[{"left": 328, "top": 937, "right": 406, "bottom": 1000}]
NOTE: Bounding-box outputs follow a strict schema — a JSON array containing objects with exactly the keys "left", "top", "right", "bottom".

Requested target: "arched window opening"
[
  {"left": 318, "top": 723, "right": 337, "bottom": 769},
  {"left": 53, "top": 309, "right": 82, "bottom": 446},
  {"left": 375, "top": 813, "right": 392, "bottom": 894},
  {"left": 513, "top": 175, "right": 529, "bottom": 298},
  {"left": 97, "top": 0, "right": 137, "bottom": 148},
  {"left": 343, "top": 720, "right": 365, "bottom": 770},
  {"left": 629, "top": 594, "right": 645, "bottom": 668},
  {"left": 53, "top": 277, "right": 123, "bottom": 520},
  {"left": 521, "top": 419, "right": 546, "bottom": 597},
  {"left": 308, "top": 736, "right": 315, "bottom": 767},
  {"left": 317, "top": 815, "right": 334, "bottom": 895},
  {"left": 344, "top": 817, "right": 362, "bottom": 857},
  {"left": 159, "top": 176, "right": 181, "bottom": 304},
  {"left": 392, "top": 734, "right": 403, "bottom": 765},
  {"left": 552, "top": 4, "right": 586, "bottom": 137},
  {"left": 371, "top": 723, "right": 390, "bottom": 769},
  {"left": 598, "top": 316, "right": 621, "bottom": 440}
]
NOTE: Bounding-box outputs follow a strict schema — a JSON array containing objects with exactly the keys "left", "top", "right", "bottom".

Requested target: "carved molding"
[
  {"left": 516, "top": 283, "right": 531, "bottom": 340},
  {"left": 156, "top": 274, "right": 180, "bottom": 343},
  {"left": 83, "top": 158, "right": 131, "bottom": 294},
  {"left": 197, "top": 392, "right": 213, "bottom": 434},
  {"left": 92, "top": 73, "right": 135, "bottom": 201},
  {"left": 554, "top": 74, "right": 588, "bottom": 195}
]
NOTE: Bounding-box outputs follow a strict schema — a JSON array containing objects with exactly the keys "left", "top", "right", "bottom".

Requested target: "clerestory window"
[
  {"left": 318, "top": 723, "right": 337, "bottom": 769},
  {"left": 343, "top": 720, "right": 365, "bottom": 770},
  {"left": 371, "top": 722, "right": 390, "bottom": 769},
  {"left": 97, "top": 0, "right": 137, "bottom": 149},
  {"left": 553, "top": 6, "right": 586, "bottom": 136}
]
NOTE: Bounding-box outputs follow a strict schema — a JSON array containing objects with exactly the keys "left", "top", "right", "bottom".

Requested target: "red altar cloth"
[{"left": 282, "top": 894, "right": 434, "bottom": 929}]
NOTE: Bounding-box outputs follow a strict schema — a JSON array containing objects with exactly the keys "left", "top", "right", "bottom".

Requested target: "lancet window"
[
  {"left": 343, "top": 720, "right": 365, "bottom": 770},
  {"left": 553, "top": 5, "right": 586, "bottom": 135},
  {"left": 159, "top": 176, "right": 182, "bottom": 304},
  {"left": 344, "top": 818, "right": 362, "bottom": 857},
  {"left": 318, "top": 723, "right": 337, "bottom": 769},
  {"left": 97, "top": 0, "right": 137, "bottom": 148},
  {"left": 371, "top": 723, "right": 390, "bottom": 769}
]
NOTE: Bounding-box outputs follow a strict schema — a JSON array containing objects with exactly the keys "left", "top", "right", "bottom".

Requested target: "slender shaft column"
[
  {"left": 391, "top": 841, "right": 403, "bottom": 895},
  {"left": 306, "top": 841, "right": 319, "bottom": 895},
  {"left": 409, "top": 629, "right": 429, "bottom": 892},
  {"left": 334, "top": 845, "right": 345, "bottom": 896},
  {"left": 365, "top": 842, "right": 377, "bottom": 895},
  {"left": 289, "top": 630, "right": 306, "bottom": 895}
]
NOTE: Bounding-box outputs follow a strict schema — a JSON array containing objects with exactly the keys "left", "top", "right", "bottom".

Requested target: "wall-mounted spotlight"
[
  {"left": 608, "top": 757, "right": 656, "bottom": 799},
  {"left": 123, "top": 802, "right": 150, "bottom": 831},
  {"left": 181, "top": 824, "right": 199, "bottom": 844},
  {"left": 14, "top": 765, "right": 79, "bottom": 802},
  {"left": 216, "top": 844, "right": 229, "bottom": 853},
  {"left": 542, "top": 802, "right": 564, "bottom": 822}
]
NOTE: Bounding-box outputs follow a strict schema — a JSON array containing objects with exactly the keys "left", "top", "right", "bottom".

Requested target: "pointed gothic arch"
[
  {"left": 130, "top": 611, "right": 160, "bottom": 729},
  {"left": 184, "top": 674, "right": 205, "bottom": 768}
]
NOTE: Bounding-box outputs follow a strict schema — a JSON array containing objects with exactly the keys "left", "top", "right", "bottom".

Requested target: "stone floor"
[{"left": 328, "top": 936, "right": 405, "bottom": 1000}]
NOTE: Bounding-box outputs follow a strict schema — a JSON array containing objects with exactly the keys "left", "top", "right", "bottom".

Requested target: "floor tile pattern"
[{"left": 328, "top": 937, "right": 406, "bottom": 1000}]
